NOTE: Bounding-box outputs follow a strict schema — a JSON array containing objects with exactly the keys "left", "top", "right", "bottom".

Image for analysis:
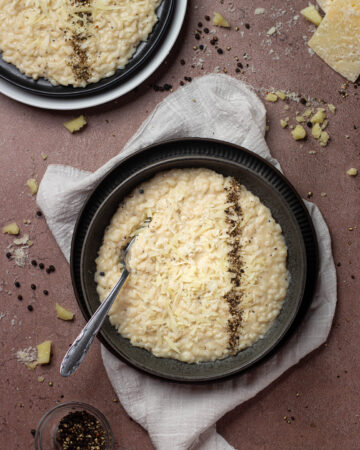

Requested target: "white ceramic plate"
[{"left": 0, "top": 1, "right": 187, "bottom": 110}]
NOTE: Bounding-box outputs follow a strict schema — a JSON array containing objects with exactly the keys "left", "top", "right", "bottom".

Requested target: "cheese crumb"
[
  {"left": 56, "top": 303, "right": 75, "bottom": 321},
  {"left": 64, "top": 115, "right": 87, "bottom": 133},
  {"left": 37, "top": 341, "right": 52, "bottom": 365},
  {"left": 41, "top": 153, "right": 48, "bottom": 160},
  {"left": 265, "top": 93, "right": 278, "bottom": 102},
  {"left": 291, "top": 125, "right": 307, "bottom": 140},
  {"left": 267, "top": 26, "right": 277, "bottom": 36},
  {"left": 346, "top": 168, "right": 358, "bottom": 176},
  {"left": 2, "top": 222, "right": 20, "bottom": 235},
  {"left": 300, "top": 5, "right": 323, "bottom": 26},
  {"left": 280, "top": 118, "right": 289, "bottom": 128},
  {"left": 319, "top": 131, "right": 330, "bottom": 146},
  {"left": 26, "top": 178, "right": 38, "bottom": 195},
  {"left": 276, "top": 91, "right": 287, "bottom": 100},
  {"left": 255, "top": 8, "right": 266, "bottom": 15},
  {"left": 312, "top": 123, "right": 322, "bottom": 139},
  {"left": 213, "top": 12, "right": 230, "bottom": 28},
  {"left": 296, "top": 116, "right": 306, "bottom": 123},
  {"left": 311, "top": 108, "right": 326, "bottom": 124},
  {"left": 328, "top": 104, "right": 336, "bottom": 114}
]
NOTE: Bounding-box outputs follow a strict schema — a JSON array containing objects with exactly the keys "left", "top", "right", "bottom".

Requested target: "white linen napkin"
[{"left": 37, "top": 74, "right": 337, "bottom": 450}]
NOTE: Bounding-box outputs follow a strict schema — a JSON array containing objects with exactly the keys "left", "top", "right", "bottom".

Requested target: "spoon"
[{"left": 60, "top": 218, "right": 151, "bottom": 377}]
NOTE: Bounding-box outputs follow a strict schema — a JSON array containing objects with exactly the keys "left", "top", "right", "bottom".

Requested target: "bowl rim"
[
  {"left": 35, "top": 401, "right": 114, "bottom": 450},
  {"left": 70, "top": 138, "right": 319, "bottom": 382}
]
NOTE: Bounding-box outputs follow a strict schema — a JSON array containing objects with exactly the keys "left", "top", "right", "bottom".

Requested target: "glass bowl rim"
[{"left": 35, "top": 401, "right": 114, "bottom": 449}]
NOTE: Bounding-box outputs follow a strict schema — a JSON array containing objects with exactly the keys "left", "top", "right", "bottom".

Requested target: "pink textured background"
[{"left": 1, "top": 1, "right": 359, "bottom": 449}]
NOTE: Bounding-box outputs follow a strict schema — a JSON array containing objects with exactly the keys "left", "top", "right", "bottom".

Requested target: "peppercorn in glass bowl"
[{"left": 35, "top": 402, "right": 113, "bottom": 450}]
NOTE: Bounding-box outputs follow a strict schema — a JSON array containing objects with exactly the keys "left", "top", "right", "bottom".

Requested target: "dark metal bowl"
[
  {"left": 70, "top": 139, "right": 318, "bottom": 382},
  {"left": 0, "top": 0, "right": 174, "bottom": 98}
]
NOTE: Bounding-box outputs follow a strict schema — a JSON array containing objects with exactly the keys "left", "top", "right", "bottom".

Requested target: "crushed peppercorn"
[{"left": 56, "top": 410, "right": 106, "bottom": 450}]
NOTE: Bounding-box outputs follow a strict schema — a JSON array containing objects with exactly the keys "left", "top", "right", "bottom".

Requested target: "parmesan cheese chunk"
[
  {"left": 309, "top": 0, "right": 360, "bottom": 82},
  {"left": 317, "top": 0, "right": 334, "bottom": 13}
]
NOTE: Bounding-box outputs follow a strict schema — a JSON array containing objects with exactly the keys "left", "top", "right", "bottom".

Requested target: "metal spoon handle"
[{"left": 60, "top": 269, "right": 129, "bottom": 377}]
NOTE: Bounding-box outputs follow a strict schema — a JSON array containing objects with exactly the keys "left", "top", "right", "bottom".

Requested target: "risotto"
[
  {"left": 0, "top": 0, "right": 161, "bottom": 87},
  {"left": 95, "top": 169, "right": 289, "bottom": 363}
]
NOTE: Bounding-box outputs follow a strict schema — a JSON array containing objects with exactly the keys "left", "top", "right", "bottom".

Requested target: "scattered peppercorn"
[
  {"left": 184, "top": 76, "right": 192, "bottom": 82},
  {"left": 39, "top": 263, "right": 45, "bottom": 270},
  {"left": 18, "top": 295, "right": 23, "bottom": 301},
  {"left": 204, "top": 15, "right": 210, "bottom": 21},
  {"left": 217, "top": 48, "right": 223, "bottom": 54},
  {"left": 194, "top": 33, "right": 200, "bottom": 40},
  {"left": 27, "top": 305, "right": 33, "bottom": 311},
  {"left": 31, "top": 260, "right": 37, "bottom": 267},
  {"left": 14, "top": 281, "right": 20, "bottom": 288},
  {"left": 245, "top": 23, "right": 250, "bottom": 29},
  {"left": 31, "top": 284, "right": 36, "bottom": 290},
  {"left": 36, "top": 210, "right": 43, "bottom": 217},
  {"left": 99, "top": 271, "right": 105, "bottom": 276},
  {"left": 46, "top": 265, "right": 55, "bottom": 274},
  {"left": 307, "top": 121, "right": 313, "bottom": 128},
  {"left": 163, "top": 83, "right": 172, "bottom": 91},
  {"left": 199, "top": 44, "right": 204, "bottom": 50},
  {"left": 198, "top": 22, "right": 203, "bottom": 28},
  {"left": 237, "top": 62, "right": 243, "bottom": 69},
  {"left": 180, "top": 80, "right": 184, "bottom": 86},
  {"left": 43, "top": 290, "right": 49, "bottom": 296},
  {"left": 235, "top": 68, "right": 240, "bottom": 73},
  {"left": 180, "top": 59, "right": 185, "bottom": 65},
  {"left": 210, "top": 39, "right": 216, "bottom": 45},
  {"left": 300, "top": 98, "right": 307, "bottom": 105},
  {"left": 235, "top": 26, "right": 239, "bottom": 31},
  {"left": 6, "top": 252, "right": 12, "bottom": 259},
  {"left": 203, "top": 27, "right": 209, "bottom": 34},
  {"left": 56, "top": 410, "right": 106, "bottom": 450},
  {"left": 31, "top": 429, "right": 36, "bottom": 437}
]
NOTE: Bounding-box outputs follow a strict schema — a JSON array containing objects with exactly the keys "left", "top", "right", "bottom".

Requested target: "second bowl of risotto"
[{"left": 71, "top": 138, "right": 318, "bottom": 381}]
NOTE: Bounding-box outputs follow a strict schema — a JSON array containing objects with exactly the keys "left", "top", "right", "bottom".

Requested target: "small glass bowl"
[{"left": 35, "top": 401, "right": 114, "bottom": 449}]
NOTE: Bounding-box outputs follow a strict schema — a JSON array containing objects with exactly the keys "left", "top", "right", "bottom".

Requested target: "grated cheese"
[{"left": 96, "top": 169, "right": 288, "bottom": 363}]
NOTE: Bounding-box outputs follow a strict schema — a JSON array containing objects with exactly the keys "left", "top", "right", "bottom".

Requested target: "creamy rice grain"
[{"left": 95, "top": 169, "right": 289, "bottom": 363}]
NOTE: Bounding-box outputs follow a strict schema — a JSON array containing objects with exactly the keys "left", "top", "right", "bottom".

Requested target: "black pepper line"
[
  {"left": 224, "top": 179, "right": 244, "bottom": 352},
  {"left": 67, "top": 0, "right": 93, "bottom": 83}
]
